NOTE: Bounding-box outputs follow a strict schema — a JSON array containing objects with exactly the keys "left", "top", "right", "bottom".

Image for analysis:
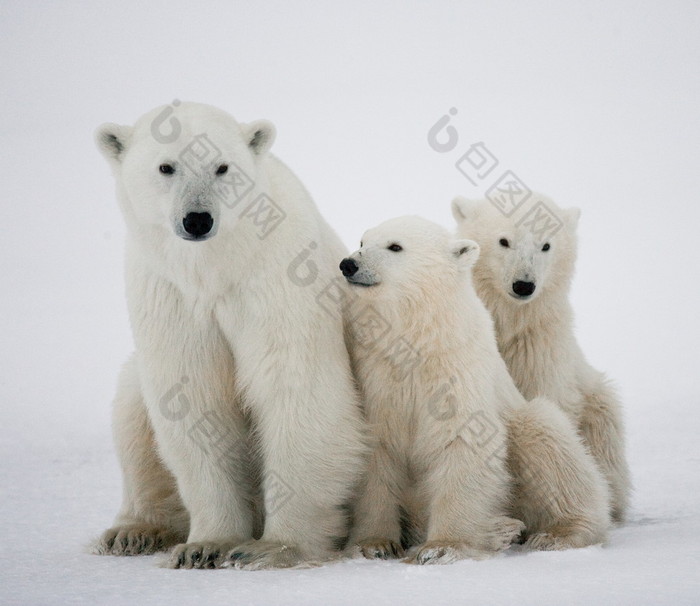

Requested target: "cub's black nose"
[
  {"left": 339, "top": 258, "right": 359, "bottom": 277},
  {"left": 183, "top": 212, "right": 213, "bottom": 237},
  {"left": 512, "top": 281, "right": 536, "bottom": 297}
]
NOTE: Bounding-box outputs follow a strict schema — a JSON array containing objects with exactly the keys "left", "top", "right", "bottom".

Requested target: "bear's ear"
[
  {"left": 95, "top": 123, "right": 133, "bottom": 163},
  {"left": 451, "top": 238, "right": 480, "bottom": 267},
  {"left": 451, "top": 196, "right": 481, "bottom": 224},
  {"left": 563, "top": 207, "right": 581, "bottom": 230},
  {"left": 244, "top": 120, "right": 276, "bottom": 156}
]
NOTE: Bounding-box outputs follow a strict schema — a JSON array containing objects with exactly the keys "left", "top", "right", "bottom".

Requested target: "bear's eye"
[
  {"left": 159, "top": 164, "right": 175, "bottom": 175},
  {"left": 499, "top": 238, "right": 509, "bottom": 248},
  {"left": 216, "top": 164, "right": 228, "bottom": 175},
  {"left": 542, "top": 243, "right": 551, "bottom": 252},
  {"left": 387, "top": 243, "right": 403, "bottom": 252}
]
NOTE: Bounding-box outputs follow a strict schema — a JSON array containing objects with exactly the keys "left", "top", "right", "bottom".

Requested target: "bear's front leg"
[
  {"left": 149, "top": 362, "right": 256, "bottom": 569},
  {"left": 131, "top": 280, "right": 257, "bottom": 569},
  {"left": 409, "top": 426, "right": 523, "bottom": 565},
  {"left": 348, "top": 444, "right": 406, "bottom": 560},
  {"left": 217, "top": 317, "right": 368, "bottom": 569},
  {"left": 578, "top": 379, "right": 631, "bottom": 524}
]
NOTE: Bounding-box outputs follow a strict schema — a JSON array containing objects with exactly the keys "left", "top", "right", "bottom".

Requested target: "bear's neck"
[
  {"left": 386, "top": 281, "right": 497, "bottom": 358},
  {"left": 473, "top": 273, "right": 576, "bottom": 395}
]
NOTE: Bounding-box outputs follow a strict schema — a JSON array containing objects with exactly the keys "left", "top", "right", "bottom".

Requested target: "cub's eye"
[
  {"left": 159, "top": 164, "right": 175, "bottom": 175},
  {"left": 542, "top": 243, "right": 550, "bottom": 252},
  {"left": 387, "top": 243, "right": 403, "bottom": 252},
  {"left": 216, "top": 164, "right": 228, "bottom": 175},
  {"left": 499, "top": 238, "right": 509, "bottom": 248}
]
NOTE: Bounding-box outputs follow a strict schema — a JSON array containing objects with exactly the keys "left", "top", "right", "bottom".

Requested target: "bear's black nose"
[
  {"left": 183, "top": 212, "right": 213, "bottom": 237},
  {"left": 512, "top": 281, "right": 536, "bottom": 297},
  {"left": 339, "top": 258, "right": 359, "bottom": 277}
]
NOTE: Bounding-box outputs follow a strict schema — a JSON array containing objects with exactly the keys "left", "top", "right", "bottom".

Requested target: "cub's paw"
[
  {"left": 524, "top": 527, "right": 601, "bottom": 551},
  {"left": 355, "top": 538, "right": 405, "bottom": 560},
  {"left": 524, "top": 532, "right": 567, "bottom": 551},
  {"left": 611, "top": 504, "right": 627, "bottom": 526},
  {"left": 407, "top": 541, "right": 486, "bottom": 565},
  {"left": 481, "top": 517, "right": 525, "bottom": 552},
  {"left": 92, "top": 525, "right": 183, "bottom": 556},
  {"left": 221, "top": 540, "right": 310, "bottom": 570},
  {"left": 165, "top": 542, "right": 237, "bottom": 569}
]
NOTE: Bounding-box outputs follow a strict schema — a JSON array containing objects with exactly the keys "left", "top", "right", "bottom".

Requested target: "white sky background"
[{"left": 1, "top": 1, "right": 699, "bottom": 604}]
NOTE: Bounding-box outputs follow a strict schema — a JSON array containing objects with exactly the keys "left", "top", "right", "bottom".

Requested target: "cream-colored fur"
[
  {"left": 93, "top": 102, "right": 367, "bottom": 569},
  {"left": 92, "top": 356, "right": 189, "bottom": 556},
  {"left": 343, "top": 217, "right": 508, "bottom": 563},
  {"left": 342, "top": 216, "right": 610, "bottom": 559},
  {"left": 452, "top": 194, "right": 631, "bottom": 524},
  {"left": 507, "top": 397, "right": 610, "bottom": 548}
]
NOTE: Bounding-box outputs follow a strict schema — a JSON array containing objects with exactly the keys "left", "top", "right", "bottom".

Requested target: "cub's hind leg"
[{"left": 508, "top": 397, "right": 610, "bottom": 551}]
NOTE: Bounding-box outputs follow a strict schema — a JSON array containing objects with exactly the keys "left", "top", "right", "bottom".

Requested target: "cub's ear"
[
  {"left": 244, "top": 120, "right": 276, "bottom": 155},
  {"left": 563, "top": 207, "right": 581, "bottom": 230},
  {"left": 451, "top": 196, "right": 481, "bottom": 224},
  {"left": 451, "top": 238, "right": 480, "bottom": 267},
  {"left": 95, "top": 123, "right": 133, "bottom": 163}
]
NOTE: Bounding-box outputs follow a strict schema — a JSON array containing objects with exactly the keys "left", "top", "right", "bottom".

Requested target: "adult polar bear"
[
  {"left": 452, "top": 195, "right": 631, "bottom": 523},
  {"left": 93, "top": 102, "right": 366, "bottom": 569}
]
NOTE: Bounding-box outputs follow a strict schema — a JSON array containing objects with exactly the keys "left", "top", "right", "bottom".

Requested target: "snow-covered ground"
[{"left": 1, "top": 1, "right": 699, "bottom": 604}]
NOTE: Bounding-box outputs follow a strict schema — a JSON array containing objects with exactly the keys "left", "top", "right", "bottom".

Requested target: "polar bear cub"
[
  {"left": 452, "top": 195, "right": 631, "bottom": 523},
  {"left": 340, "top": 216, "right": 524, "bottom": 564},
  {"left": 341, "top": 216, "right": 610, "bottom": 559},
  {"left": 93, "top": 102, "right": 367, "bottom": 569}
]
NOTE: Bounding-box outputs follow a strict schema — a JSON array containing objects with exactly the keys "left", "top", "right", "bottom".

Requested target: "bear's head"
[
  {"left": 452, "top": 195, "right": 580, "bottom": 304},
  {"left": 95, "top": 102, "right": 275, "bottom": 242},
  {"left": 340, "top": 216, "right": 479, "bottom": 302}
]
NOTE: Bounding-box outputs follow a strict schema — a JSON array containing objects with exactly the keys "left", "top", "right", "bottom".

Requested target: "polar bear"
[
  {"left": 452, "top": 195, "right": 631, "bottom": 523},
  {"left": 93, "top": 102, "right": 367, "bottom": 569},
  {"left": 339, "top": 216, "right": 609, "bottom": 560}
]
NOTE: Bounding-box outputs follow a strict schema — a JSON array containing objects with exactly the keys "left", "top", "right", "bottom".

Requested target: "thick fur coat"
[
  {"left": 93, "top": 102, "right": 367, "bottom": 569},
  {"left": 341, "top": 216, "right": 608, "bottom": 562},
  {"left": 453, "top": 194, "right": 631, "bottom": 524}
]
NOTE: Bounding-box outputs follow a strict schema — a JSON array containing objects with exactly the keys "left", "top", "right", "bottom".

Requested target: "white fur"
[
  {"left": 93, "top": 102, "right": 367, "bottom": 569},
  {"left": 344, "top": 216, "right": 610, "bottom": 558},
  {"left": 453, "top": 194, "right": 631, "bottom": 523},
  {"left": 343, "top": 216, "right": 526, "bottom": 564}
]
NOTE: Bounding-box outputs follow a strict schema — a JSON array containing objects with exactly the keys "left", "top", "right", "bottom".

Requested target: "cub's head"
[
  {"left": 95, "top": 102, "right": 275, "bottom": 241},
  {"left": 340, "top": 216, "right": 479, "bottom": 301},
  {"left": 452, "top": 195, "right": 580, "bottom": 303}
]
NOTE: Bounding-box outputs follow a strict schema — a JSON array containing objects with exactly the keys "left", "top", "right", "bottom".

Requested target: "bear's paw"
[
  {"left": 165, "top": 541, "right": 239, "bottom": 569},
  {"left": 220, "top": 540, "right": 312, "bottom": 570},
  {"left": 93, "top": 524, "right": 183, "bottom": 556},
  {"left": 355, "top": 538, "right": 405, "bottom": 560}
]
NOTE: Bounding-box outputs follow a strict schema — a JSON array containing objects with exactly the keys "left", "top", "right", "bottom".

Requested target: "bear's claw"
[
  {"left": 93, "top": 524, "right": 183, "bottom": 556},
  {"left": 221, "top": 540, "right": 309, "bottom": 570}
]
